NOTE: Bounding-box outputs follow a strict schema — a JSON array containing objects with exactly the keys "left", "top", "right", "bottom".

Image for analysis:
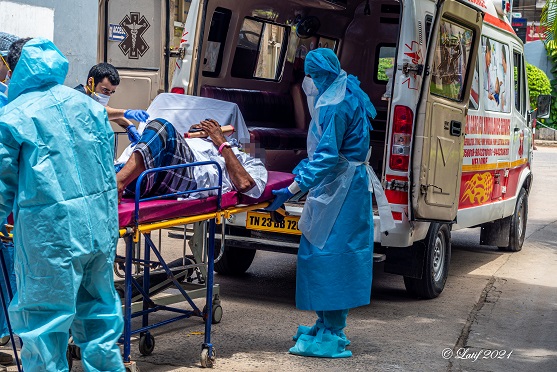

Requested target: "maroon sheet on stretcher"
[{"left": 118, "top": 171, "right": 295, "bottom": 227}]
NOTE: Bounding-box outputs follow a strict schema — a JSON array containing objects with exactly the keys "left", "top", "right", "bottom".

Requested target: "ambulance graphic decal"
[
  {"left": 119, "top": 12, "right": 150, "bottom": 59},
  {"left": 461, "top": 172, "right": 494, "bottom": 205}
]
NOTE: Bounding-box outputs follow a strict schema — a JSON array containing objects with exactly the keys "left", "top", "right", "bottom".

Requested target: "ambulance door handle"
[{"left": 449, "top": 120, "right": 462, "bottom": 137}]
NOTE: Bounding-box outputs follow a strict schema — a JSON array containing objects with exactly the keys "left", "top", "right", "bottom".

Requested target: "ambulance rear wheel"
[
  {"left": 404, "top": 223, "right": 451, "bottom": 299},
  {"left": 499, "top": 188, "right": 528, "bottom": 252},
  {"left": 214, "top": 247, "right": 256, "bottom": 275}
]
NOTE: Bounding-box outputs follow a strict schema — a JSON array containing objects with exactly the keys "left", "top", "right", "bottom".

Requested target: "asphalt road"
[{"left": 14, "top": 147, "right": 557, "bottom": 372}]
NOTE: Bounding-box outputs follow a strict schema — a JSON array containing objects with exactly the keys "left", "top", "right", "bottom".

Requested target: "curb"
[{"left": 534, "top": 140, "right": 557, "bottom": 147}]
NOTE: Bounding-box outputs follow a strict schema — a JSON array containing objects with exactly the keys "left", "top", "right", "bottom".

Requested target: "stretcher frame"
[
  {"left": 118, "top": 160, "right": 269, "bottom": 369},
  {"left": 0, "top": 229, "right": 22, "bottom": 372}
]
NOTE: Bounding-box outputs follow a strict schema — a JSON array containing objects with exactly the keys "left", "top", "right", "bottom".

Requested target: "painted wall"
[
  {"left": 0, "top": 0, "right": 97, "bottom": 86},
  {"left": 524, "top": 40, "right": 555, "bottom": 81}
]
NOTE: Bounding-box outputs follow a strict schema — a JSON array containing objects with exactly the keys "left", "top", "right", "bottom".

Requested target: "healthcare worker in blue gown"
[
  {"left": 267, "top": 48, "right": 383, "bottom": 358},
  {"left": 0, "top": 38, "right": 124, "bottom": 371}
]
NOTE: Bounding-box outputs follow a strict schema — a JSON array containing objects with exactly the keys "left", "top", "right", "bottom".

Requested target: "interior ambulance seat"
[{"left": 200, "top": 85, "right": 308, "bottom": 150}]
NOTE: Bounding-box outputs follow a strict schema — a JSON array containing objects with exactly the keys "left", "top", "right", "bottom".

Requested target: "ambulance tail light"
[
  {"left": 171, "top": 87, "right": 185, "bottom": 94},
  {"left": 389, "top": 105, "right": 413, "bottom": 171}
]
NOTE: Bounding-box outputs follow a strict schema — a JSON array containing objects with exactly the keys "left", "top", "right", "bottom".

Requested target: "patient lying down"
[{"left": 115, "top": 119, "right": 268, "bottom": 203}]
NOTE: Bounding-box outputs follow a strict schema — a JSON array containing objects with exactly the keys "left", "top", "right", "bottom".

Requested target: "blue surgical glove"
[
  {"left": 126, "top": 125, "right": 141, "bottom": 145},
  {"left": 265, "top": 187, "right": 294, "bottom": 211},
  {"left": 124, "top": 109, "right": 150, "bottom": 122}
]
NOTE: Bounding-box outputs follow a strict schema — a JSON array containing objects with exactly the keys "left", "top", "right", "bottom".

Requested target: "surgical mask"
[
  {"left": 4, "top": 74, "right": 9, "bottom": 86},
  {"left": 302, "top": 76, "right": 319, "bottom": 119},
  {"left": 302, "top": 76, "right": 319, "bottom": 97},
  {"left": 91, "top": 92, "right": 110, "bottom": 106},
  {"left": 0, "top": 81, "right": 7, "bottom": 95}
]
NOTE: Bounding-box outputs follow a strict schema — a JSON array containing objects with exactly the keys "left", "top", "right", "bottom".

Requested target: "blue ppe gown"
[
  {"left": 0, "top": 38, "right": 124, "bottom": 372},
  {"left": 289, "top": 48, "right": 376, "bottom": 358}
]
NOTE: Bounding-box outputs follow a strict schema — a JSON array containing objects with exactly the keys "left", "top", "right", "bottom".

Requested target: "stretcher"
[
  {"left": 117, "top": 161, "right": 294, "bottom": 369},
  {"left": 0, "top": 226, "right": 22, "bottom": 372}
]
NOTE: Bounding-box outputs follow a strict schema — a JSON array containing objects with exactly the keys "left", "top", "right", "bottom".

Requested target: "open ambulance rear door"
[
  {"left": 97, "top": 1, "right": 204, "bottom": 139},
  {"left": 411, "top": 0, "right": 483, "bottom": 221}
]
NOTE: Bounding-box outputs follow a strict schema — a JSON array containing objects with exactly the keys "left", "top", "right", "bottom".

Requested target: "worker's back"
[{"left": 0, "top": 38, "right": 119, "bottom": 257}]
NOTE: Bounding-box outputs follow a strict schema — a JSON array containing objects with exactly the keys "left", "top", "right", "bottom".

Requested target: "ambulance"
[{"left": 98, "top": 0, "right": 550, "bottom": 298}]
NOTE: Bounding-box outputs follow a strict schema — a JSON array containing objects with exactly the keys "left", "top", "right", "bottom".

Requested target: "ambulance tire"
[
  {"left": 214, "top": 247, "right": 256, "bottom": 275},
  {"left": 404, "top": 223, "right": 451, "bottom": 299},
  {"left": 499, "top": 187, "right": 528, "bottom": 252}
]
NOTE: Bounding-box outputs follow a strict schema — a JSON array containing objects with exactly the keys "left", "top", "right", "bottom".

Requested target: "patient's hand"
[{"left": 200, "top": 119, "right": 226, "bottom": 147}]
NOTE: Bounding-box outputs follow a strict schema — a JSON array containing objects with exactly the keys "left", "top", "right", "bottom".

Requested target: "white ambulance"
[{"left": 99, "top": 0, "right": 550, "bottom": 298}]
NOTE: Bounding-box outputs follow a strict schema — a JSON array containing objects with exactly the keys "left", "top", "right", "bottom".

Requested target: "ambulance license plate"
[{"left": 246, "top": 212, "right": 301, "bottom": 235}]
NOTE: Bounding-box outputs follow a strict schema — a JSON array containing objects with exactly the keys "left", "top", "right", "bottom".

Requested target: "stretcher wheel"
[
  {"left": 203, "top": 304, "right": 223, "bottom": 324},
  {"left": 212, "top": 305, "right": 223, "bottom": 324},
  {"left": 200, "top": 347, "right": 215, "bottom": 368},
  {"left": 113, "top": 261, "right": 126, "bottom": 278},
  {"left": 125, "top": 364, "right": 140, "bottom": 372},
  {"left": 125, "top": 362, "right": 139, "bottom": 372},
  {"left": 0, "top": 335, "right": 9, "bottom": 346},
  {"left": 139, "top": 333, "right": 155, "bottom": 356}
]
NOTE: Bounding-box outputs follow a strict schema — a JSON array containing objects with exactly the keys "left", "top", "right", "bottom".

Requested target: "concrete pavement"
[
  {"left": 451, "top": 145, "right": 557, "bottom": 372},
  {"left": 2, "top": 147, "right": 556, "bottom": 372}
]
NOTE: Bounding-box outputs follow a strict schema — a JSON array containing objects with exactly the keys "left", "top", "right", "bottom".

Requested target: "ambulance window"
[
  {"left": 429, "top": 19, "right": 474, "bottom": 101},
  {"left": 231, "top": 18, "right": 288, "bottom": 80},
  {"left": 202, "top": 8, "right": 232, "bottom": 77},
  {"left": 482, "top": 37, "right": 511, "bottom": 113},
  {"left": 375, "top": 44, "right": 396, "bottom": 83},
  {"left": 513, "top": 51, "right": 526, "bottom": 115}
]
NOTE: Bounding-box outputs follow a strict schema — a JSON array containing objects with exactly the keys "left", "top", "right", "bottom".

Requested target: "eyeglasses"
[{"left": 98, "top": 86, "right": 116, "bottom": 95}]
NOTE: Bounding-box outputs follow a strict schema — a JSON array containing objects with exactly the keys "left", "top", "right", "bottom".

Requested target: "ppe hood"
[{"left": 8, "top": 38, "right": 68, "bottom": 102}]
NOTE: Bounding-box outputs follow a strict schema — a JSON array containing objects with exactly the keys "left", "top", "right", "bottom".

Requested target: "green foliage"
[
  {"left": 526, "top": 63, "right": 551, "bottom": 110},
  {"left": 377, "top": 58, "right": 394, "bottom": 81},
  {"left": 543, "top": 39, "right": 557, "bottom": 125},
  {"left": 541, "top": 1, "right": 557, "bottom": 42}
]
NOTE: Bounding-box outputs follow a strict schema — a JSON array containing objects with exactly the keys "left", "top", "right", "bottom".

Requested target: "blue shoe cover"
[
  {"left": 289, "top": 324, "right": 352, "bottom": 358},
  {"left": 293, "top": 323, "right": 351, "bottom": 346}
]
